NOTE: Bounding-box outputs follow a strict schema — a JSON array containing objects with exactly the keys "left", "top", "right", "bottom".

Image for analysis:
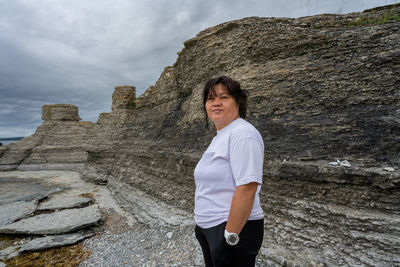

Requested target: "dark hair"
[{"left": 202, "top": 75, "right": 248, "bottom": 128}]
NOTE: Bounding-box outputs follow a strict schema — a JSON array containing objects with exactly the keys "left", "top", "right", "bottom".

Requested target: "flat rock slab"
[
  {"left": 0, "top": 200, "right": 38, "bottom": 226},
  {"left": 19, "top": 231, "right": 95, "bottom": 252},
  {"left": 38, "top": 196, "right": 92, "bottom": 211},
  {"left": 0, "top": 177, "right": 65, "bottom": 205},
  {"left": 0, "top": 206, "right": 102, "bottom": 235},
  {"left": 0, "top": 245, "right": 19, "bottom": 260}
]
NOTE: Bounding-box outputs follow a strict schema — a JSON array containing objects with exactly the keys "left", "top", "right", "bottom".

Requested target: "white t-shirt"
[{"left": 194, "top": 118, "right": 264, "bottom": 228}]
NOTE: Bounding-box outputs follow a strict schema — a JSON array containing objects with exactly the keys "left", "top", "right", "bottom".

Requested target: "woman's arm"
[{"left": 225, "top": 182, "right": 258, "bottom": 235}]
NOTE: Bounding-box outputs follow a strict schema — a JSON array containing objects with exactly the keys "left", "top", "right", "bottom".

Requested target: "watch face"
[
  {"left": 228, "top": 235, "right": 237, "bottom": 243},
  {"left": 227, "top": 233, "right": 239, "bottom": 245}
]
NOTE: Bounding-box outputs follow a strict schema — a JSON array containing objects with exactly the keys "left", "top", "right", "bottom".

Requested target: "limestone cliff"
[{"left": 1, "top": 4, "right": 399, "bottom": 266}]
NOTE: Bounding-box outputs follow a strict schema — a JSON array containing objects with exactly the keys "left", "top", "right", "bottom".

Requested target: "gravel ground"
[
  {"left": 80, "top": 222, "right": 267, "bottom": 267},
  {"left": 80, "top": 224, "right": 204, "bottom": 267},
  {"left": 79, "top": 207, "right": 268, "bottom": 267}
]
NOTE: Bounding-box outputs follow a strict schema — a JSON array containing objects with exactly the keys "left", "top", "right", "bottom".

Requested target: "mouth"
[{"left": 212, "top": 109, "right": 223, "bottom": 112}]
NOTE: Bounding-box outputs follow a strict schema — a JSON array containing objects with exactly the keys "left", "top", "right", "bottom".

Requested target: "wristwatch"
[{"left": 224, "top": 229, "right": 239, "bottom": 246}]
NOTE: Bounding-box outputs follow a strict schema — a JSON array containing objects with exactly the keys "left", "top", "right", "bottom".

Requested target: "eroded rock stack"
[
  {"left": 1, "top": 4, "right": 399, "bottom": 266},
  {"left": 111, "top": 86, "right": 136, "bottom": 111},
  {"left": 0, "top": 104, "right": 96, "bottom": 172},
  {"left": 42, "top": 104, "right": 81, "bottom": 121}
]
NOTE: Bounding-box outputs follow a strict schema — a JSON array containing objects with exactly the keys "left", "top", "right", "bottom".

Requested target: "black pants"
[{"left": 195, "top": 219, "right": 264, "bottom": 267}]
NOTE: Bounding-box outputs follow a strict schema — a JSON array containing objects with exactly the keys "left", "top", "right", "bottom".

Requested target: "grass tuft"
[{"left": 349, "top": 8, "right": 400, "bottom": 26}]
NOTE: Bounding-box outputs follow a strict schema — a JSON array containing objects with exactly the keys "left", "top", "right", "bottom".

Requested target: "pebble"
[
  {"left": 166, "top": 232, "right": 173, "bottom": 239},
  {"left": 384, "top": 167, "right": 395, "bottom": 172},
  {"left": 329, "top": 160, "right": 351, "bottom": 167}
]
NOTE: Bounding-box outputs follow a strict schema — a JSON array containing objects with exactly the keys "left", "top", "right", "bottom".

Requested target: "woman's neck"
[{"left": 215, "top": 114, "right": 240, "bottom": 131}]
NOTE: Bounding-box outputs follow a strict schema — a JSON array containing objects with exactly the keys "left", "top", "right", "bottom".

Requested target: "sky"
[{"left": 0, "top": 0, "right": 398, "bottom": 138}]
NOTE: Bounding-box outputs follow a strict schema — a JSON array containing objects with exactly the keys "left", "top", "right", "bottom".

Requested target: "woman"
[{"left": 194, "top": 75, "right": 264, "bottom": 267}]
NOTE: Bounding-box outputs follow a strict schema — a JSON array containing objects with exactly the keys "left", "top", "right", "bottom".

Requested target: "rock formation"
[
  {"left": 0, "top": 104, "right": 95, "bottom": 172},
  {"left": 111, "top": 86, "right": 136, "bottom": 111},
  {"left": 1, "top": 4, "right": 400, "bottom": 266},
  {"left": 42, "top": 104, "right": 81, "bottom": 121}
]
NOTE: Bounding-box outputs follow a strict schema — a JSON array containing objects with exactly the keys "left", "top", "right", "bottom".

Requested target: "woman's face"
[{"left": 205, "top": 84, "right": 239, "bottom": 130}]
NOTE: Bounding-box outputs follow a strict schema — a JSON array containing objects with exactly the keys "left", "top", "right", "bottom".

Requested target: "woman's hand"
[{"left": 225, "top": 182, "right": 258, "bottom": 235}]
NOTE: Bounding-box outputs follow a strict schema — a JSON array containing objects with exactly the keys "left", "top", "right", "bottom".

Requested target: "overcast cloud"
[{"left": 0, "top": 0, "right": 398, "bottom": 138}]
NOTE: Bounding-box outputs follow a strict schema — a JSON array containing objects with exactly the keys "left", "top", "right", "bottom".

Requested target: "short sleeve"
[{"left": 229, "top": 137, "right": 264, "bottom": 187}]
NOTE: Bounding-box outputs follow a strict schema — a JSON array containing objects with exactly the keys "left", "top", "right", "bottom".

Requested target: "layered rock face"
[
  {"left": 1, "top": 4, "right": 400, "bottom": 266},
  {"left": 0, "top": 104, "right": 95, "bottom": 171}
]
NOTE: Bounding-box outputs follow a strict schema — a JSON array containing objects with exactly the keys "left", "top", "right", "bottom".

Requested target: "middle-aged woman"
[{"left": 194, "top": 75, "right": 264, "bottom": 267}]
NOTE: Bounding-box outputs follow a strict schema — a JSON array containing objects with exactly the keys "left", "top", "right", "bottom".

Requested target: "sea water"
[
  {"left": 0, "top": 137, "right": 24, "bottom": 146},
  {"left": 0, "top": 140, "right": 14, "bottom": 145}
]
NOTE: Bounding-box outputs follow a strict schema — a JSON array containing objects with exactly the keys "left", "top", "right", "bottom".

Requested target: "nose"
[{"left": 212, "top": 98, "right": 222, "bottom": 106}]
